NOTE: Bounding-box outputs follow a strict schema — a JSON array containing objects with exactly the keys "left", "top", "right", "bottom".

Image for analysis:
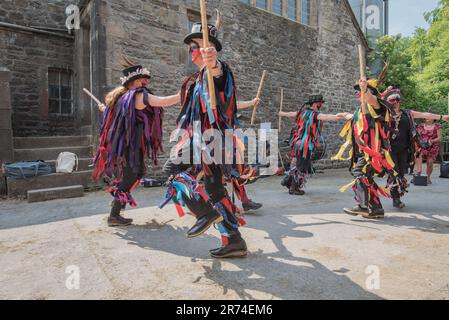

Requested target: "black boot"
[
  {"left": 242, "top": 200, "right": 263, "bottom": 212},
  {"left": 281, "top": 175, "right": 292, "bottom": 188},
  {"left": 187, "top": 211, "right": 223, "bottom": 238},
  {"left": 209, "top": 234, "right": 248, "bottom": 259},
  {"left": 360, "top": 207, "right": 385, "bottom": 219},
  {"left": 289, "top": 186, "right": 305, "bottom": 195},
  {"left": 343, "top": 205, "right": 369, "bottom": 216},
  {"left": 108, "top": 201, "right": 133, "bottom": 227},
  {"left": 393, "top": 198, "right": 405, "bottom": 209}
]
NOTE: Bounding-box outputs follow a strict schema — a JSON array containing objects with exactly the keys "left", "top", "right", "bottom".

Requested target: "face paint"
[
  {"left": 189, "top": 41, "right": 201, "bottom": 63},
  {"left": 141, "top": 78, "right": 149, "bottom": 87},
  {"left": 191, "top": 48, "right": 201, "bottom": 63}
]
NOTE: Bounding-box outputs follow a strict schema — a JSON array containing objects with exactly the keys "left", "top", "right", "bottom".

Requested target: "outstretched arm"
[
  {"left": 318, "top": 112, "right": 353, "bottom": 122},
  {"left": 237, "top": 98, "right": 260, "bottom": 110},
  {"left": 279, "top": 111, "right": 297, "bottom": 119},
  {"left": 148, "top": 92, "right": 181, "bottom": 108},
  {"left": 134, "top": 92, "right": 181, "bottom": 110},
  {"left": 411, "top": 110, "right": 449, "bottom": 122}
]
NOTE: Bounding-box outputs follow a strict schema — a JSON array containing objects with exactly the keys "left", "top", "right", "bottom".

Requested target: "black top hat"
[
  {"left": 120, "top": 65, "right": 151, "bottom": 87},
  {"left": 184, "top": 23, "right": 222, "bottom": 52},
  {"left": 305, "top": 94, "right": 325, "bottom": 105}
]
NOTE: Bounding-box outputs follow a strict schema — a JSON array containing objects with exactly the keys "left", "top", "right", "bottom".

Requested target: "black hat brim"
[
  {"left": 184, "top": 32, "right": 222, "bottom": 52},
  {"left": 354, "top": 84, "right": 378, "bottom": 95},
  {"left": 123, "top": 74, "right": 151, "bottom": 87}
]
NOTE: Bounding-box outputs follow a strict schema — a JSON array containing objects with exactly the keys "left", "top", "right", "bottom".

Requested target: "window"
[
  {"left": 301, "top": 0, "right": 310, "bottom": 25},
  {"left": 288, "top": 0, "right": 297, "bottom": 21},
  {"left": 256, "top": 0, "right": 267, "bottom": 10},
  {"left": 241, "top": 0, "right": 314, "bottom": 25},
  {"left": 272, "top": 0, "right": 283, "bottom": 16},
  {"left": 48, "top": 68, "right": 73, "bottom": 115}
]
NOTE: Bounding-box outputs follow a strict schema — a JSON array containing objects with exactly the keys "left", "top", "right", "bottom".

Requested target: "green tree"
[
  {"left": 368, "top": 35, "right": 417, "bottom": 108},
  {"left": 368, "top": 0, "right": 449, "bottom": 139}
]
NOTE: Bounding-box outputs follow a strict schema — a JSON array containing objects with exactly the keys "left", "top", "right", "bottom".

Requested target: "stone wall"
[
  {"left": 100, "top": 0, "right": 363, "bottom": 174},
  {"left": 0, "top": 0, "right": 77, "bottom": 136}
]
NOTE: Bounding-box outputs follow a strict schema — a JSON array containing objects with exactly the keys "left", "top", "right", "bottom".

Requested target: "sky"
[{"left": 389, "top": 0, "right": 440, "bottom": 37}]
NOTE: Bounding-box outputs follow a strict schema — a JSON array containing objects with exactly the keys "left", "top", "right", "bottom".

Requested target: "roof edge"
[{"left": 342, "top": 0, "right": 371, "bottom": 51}]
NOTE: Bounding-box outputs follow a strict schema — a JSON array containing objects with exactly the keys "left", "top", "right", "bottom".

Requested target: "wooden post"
[
  {"left": 251, "top": 70, "right": 268, "bottom": 125},
  {"left": 200, "top": 0, "right": 217, "bottom": 110},
  {"left": 358, "top": 45, "right": 367, "bottom": 115},
  {"left": 278, "top": 88, "right": 284, "bottom": 131}
]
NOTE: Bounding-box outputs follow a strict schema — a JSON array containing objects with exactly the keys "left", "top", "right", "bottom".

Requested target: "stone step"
[
  {"left": 13, "top": 135, "right": 92, "bottom": 149},
  {"left": 27, "top": 185, "right": 84, "bottom": 203},
  {"left": 14, "top": 146, "right": 92, "bottom": 162},
  {"left": 80, "top": 126, "right": 93, "bottom": 136},
  {"left": 7, "top": 170, "right": 102, "bottom": 197}
]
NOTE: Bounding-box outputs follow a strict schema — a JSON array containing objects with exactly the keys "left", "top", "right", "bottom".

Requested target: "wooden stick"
[
  {"left": 358, "top": 45, "right": 367, "bottom": 115},
  {"left": 278, "top": 88, "right": 284, "bottom": 131},
  {"left": 251, "top": 70, "right": 268, "bottom": 125},
  {"left": 83, "top": 88, "right": 102, "bottom": 106},
  {"left": 447, "top": 92, "right": 449, "bottom": 115},
  {"left": 200, "top": 0, "right": 216, "bottom": 110}
]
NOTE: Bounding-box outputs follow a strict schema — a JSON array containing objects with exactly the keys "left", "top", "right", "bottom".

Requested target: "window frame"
[
  {"left": 48, "top": 67, "right": 73, "bottom": 116},
  {"left": 239, "top": 0, "right": 314, "bottom": 27}
]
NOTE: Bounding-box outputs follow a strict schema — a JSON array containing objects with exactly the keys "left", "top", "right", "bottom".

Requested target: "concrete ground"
[{"left": 1, "top": 166, "right": 448, "bottom": 300}]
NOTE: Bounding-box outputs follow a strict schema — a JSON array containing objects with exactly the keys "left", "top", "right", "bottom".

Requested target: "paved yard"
[{"left": 1, "top": 168, "right": 449, "bottom": 300}]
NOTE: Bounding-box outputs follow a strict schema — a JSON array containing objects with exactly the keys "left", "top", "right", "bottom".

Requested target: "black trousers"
[
  {"left": 390, "top": 149, "right": 409, "bottom": 200},
  {"left": 352, "top": 158, "right": 383, "bottom": 210},
  {"left": 110, "top": 151, "right": 145, "bottom": 216}
]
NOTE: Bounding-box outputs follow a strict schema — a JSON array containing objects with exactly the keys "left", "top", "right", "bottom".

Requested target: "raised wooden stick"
[
  {"left": 278, "top": 88, "right": 284, "bottom": 131},
  {"left": 83, "top": 88, "right": 102, "bottom": 106},
  {"left": 358, "top": 45, "right": 367, "bottom": 115},
  {"left": 200, "top": 0, "right": 216, "bottom": 110},
  {"left": 251, "top": 70, "right": 268, "bottom": 125}
]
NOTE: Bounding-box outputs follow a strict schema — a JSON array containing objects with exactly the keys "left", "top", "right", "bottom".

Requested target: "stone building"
[{"left": 0, "top": 0, "right": 368, "bottom": 196}]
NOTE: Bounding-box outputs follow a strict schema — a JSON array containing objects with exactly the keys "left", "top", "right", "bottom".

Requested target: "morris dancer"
[
  {"left": 382, "top": 87, "right": 449, "bottom": 208},
  {"left": 92, "top": 56, "right": 180, "bottom": 226},
  {"left": 159, "top": 21, "right": 248, "bottom": 258},
  {"left": 279, "top": 95, "right": 351, "bottom": 195},
  {"left": 162, "top": 97, "right": 262, "bottom": 213},
  {"left": 334, "top": 74, "right": 395, "bottom": 219}
]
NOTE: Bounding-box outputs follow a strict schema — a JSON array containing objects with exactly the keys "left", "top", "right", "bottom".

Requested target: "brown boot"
[
  {"left": 108, "top": 200, "right": 133, "bottom": 226},
  {"left": 108, "top": 215, "right": 133, "bottom": 227}
]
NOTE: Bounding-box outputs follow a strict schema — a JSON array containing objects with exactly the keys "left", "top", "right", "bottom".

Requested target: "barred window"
[
  {"left": 272, "top": 0, "right": 283, "bottom": 16},
  {"left": 48, "top": 68, "right": 73, "bottom": 115},
  {"left": 301, "top": 0, "right": 310, "bottom": 25},
  {"left": 256, "top": 0, "right": 267, "bottom": 10},
  {"left": 239, "top": 0, "right": 313, "bottom": 26},
  {"left": 288, "top": 0, "right": 297, "bottom": 21}
]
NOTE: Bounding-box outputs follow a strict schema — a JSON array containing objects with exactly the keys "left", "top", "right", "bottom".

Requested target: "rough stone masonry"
[
  {"left": 1, "top": 0, "right": 366, "bottom": 175},
  {"left": 100, "top": 0, "right": 365, "bottom": 174}
]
